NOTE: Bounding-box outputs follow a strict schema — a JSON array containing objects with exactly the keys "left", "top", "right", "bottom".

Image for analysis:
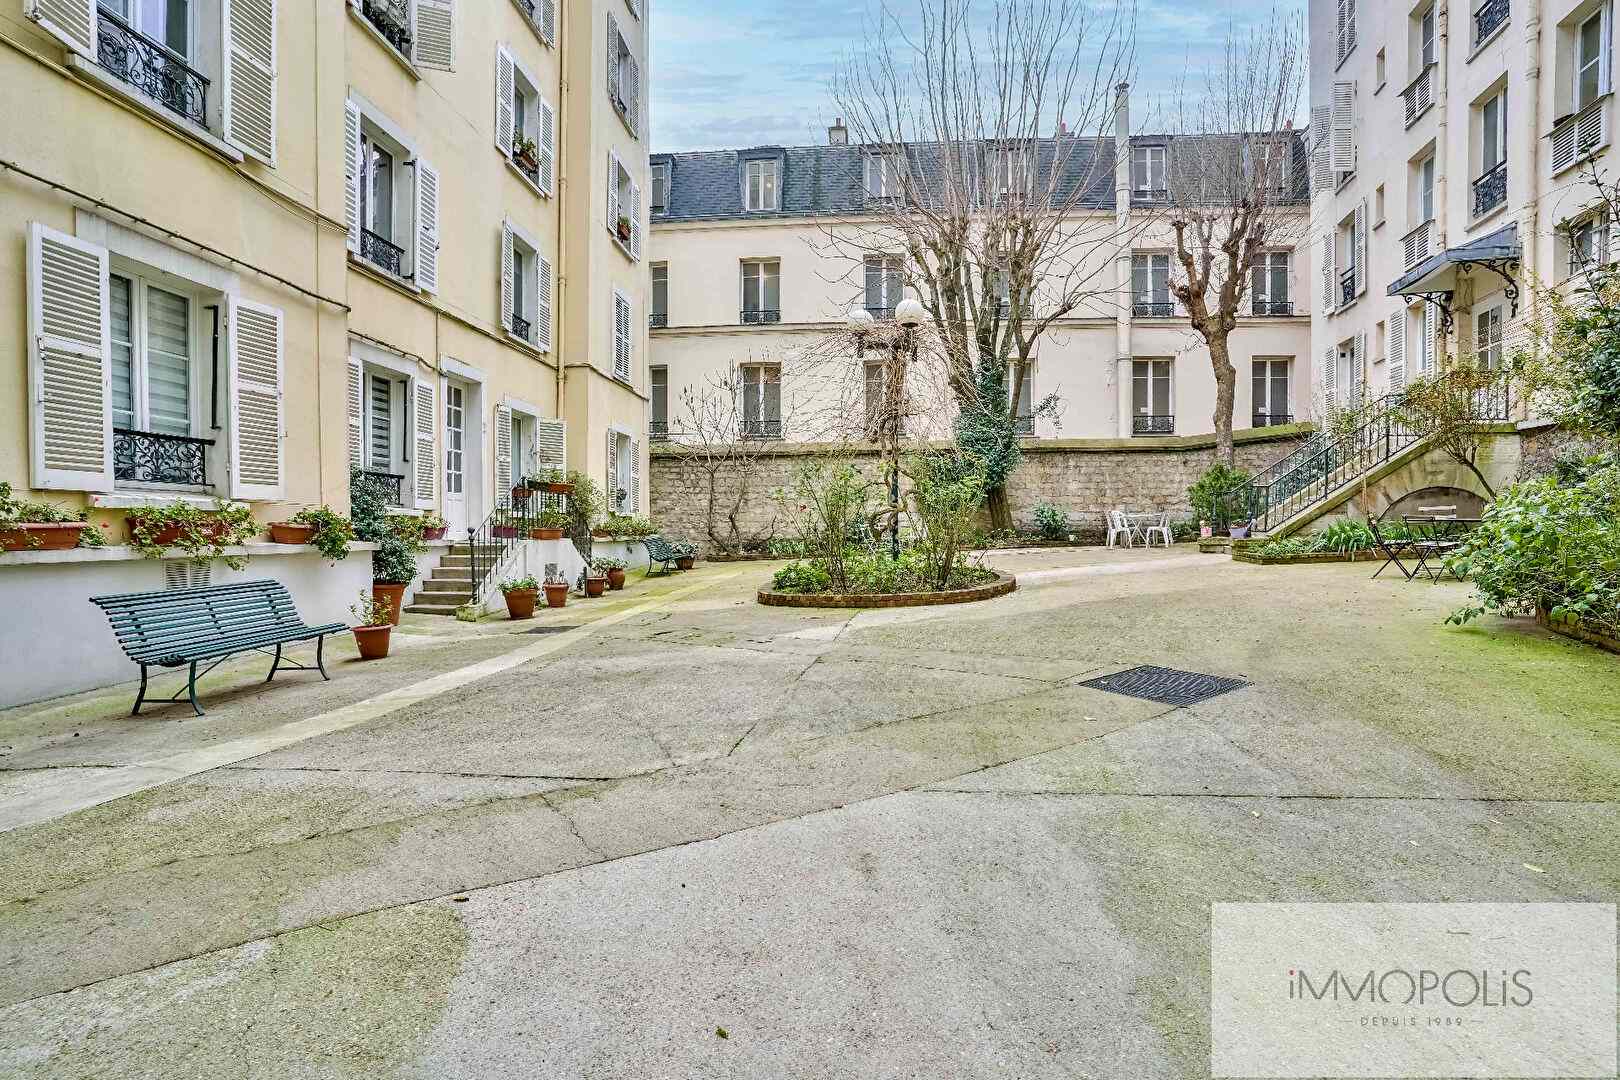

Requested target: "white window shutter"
[
  {"left": 1354, "top": 199, "right": 1367, "bottom": 297},
  {"left": 1322, "top": 346, "right": 1338, "bottom": 412},
  {"left": 1310, "top": 105, "right": 1331, "bottom": 192},
  {"left": 607, "top": 152, "right": 620, "bottom": 231},
  {"left": 413, "top": 0, "right": 454, "bottom": 69},
  {"left": 1351, "top": 333, "right": 1366, "bottom": 403},
  {"left": 538, "top": 98, "right": 555, "bottom": 195},
  {"left": 1330, "top": 82, "right": 1356, "bottom": 173},
  {"left": 412, "top": 377, "right": 436, "bottom": 508},
  {"left": 534, "top": 417, "right": 565, "bottom": 469},
  {"left": 25, "top": 0, "right": 96, "bottom": 61},
  {"left": 626, "top": 54, "right": 640, "bottom": 136},
  {"left": 221, "top": 0, "right": 277, "bottom": 165},
  {"left": 536, "top": 255, "right": 553, "bottom": 352},
  {"left": 494, "top": 403, "right": 512, "bottom": 495},
  {"left": 1422, "top": 302, "right": 1437, "bottom": 373},
  {"left": 628, "top": 437, "right": 640, "bottom": 512},
  {"left": 1320, "top": 234, "right": 1335, "bottom": 314},
  {"left": 227, "top": 297, "right": 285, "bottom": 501},
  {"left": 27, "top": 222, "right": 112, "bottom": 492},
  {"left": 1388, "top": 309, "right": 1406, "bottom": 389},
  {"left": 539, "top": 0, "right": 555, "bottom": 45},
  {"left": 415, "top": 158, "right": 440, "bottom": 293},
  {"left": 495, "top": 46, "right": 515, "bottom": 157},
  {"left": 500, "top": 222, "right": 515, "bottom": 332},
  {"left": 606, "top": 12, "right": 620, "bottom": 102},
  {"left": 605, "top": 428, "right": 616, "bottom": 502},
  {"left": 344, "top": 100, "right": 362, "bottom": 253},
  {"left": 346, "top": 357, "right": 364, "bottom": 468},
  {"left": 629, "top": 180, "right": 642, "bottom": 259},
  {"left": 613, "top": 292, "right": 632, "bottom": 381}
]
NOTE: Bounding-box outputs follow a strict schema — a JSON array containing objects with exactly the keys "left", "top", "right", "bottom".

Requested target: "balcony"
[
  {"left": 1251, "top": 299, "right": 1294, "bottom": 316},
  {"left": 360, "top": 228, "right": 405, "bottom": 278},
  {"left": 1339, "top": 267, "right": 1357, "bottom": 306},
  {"left": 510, "top": 311, "right": 533, "bottom": 343},
  {"left": 1133, "top": 300, "right": 1174, "bottom": 318},
  {"left": 740, "top": 309, "right": 781, "bottom": 325},
  {"left": 359, "top": 469, "right": 406, "bottom": 507},
  {"left": 649, "top": 311, "right": 668, "bottom": 329},
  {"left": 1402, "top": 219, "right": 1434, "bottom": 269},
  {"left": 1402, "top": 63, "right": 1436, "bottom": 128},
  {"left": 1132, "top": 415, "right": 1175, "bottom": 436},
  {"left": 1473, "top": 0, "right": 1508, "bottom": 46},
  {"left": 865, "top": 305, "right": 895, "bottom": 320},
  {"left": 95, "top": 8, "right": 208, "bottom": 128},
  {"left": 1251, "top": 412, "right": 1294, "bottom": 428},
  {"left": 1472, "top": 160, "right": 1507, "bottom": 219},
  {"left": 741, "top": 419, "right": 783, "bottom": 439},
  {"left": 510, "top": 145, "right": 541, "bottom": 189},
  {"left": 649, "top": 419, "right": 670, "bottom": 441},
  {"left": 113, "top": 429, "right": 213, "bottom": 488},
  {"left": 1132, "top": 188, "right": 1169, "bottom": 204},
  {"left": 360, "top": 0, "right": 413, "bottom": 56},
  {"left": 1550, "top": 96, "right": 1611, "bottom": 174}
]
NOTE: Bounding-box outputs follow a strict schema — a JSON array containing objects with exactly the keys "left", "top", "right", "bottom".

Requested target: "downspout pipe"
[
  {"left": 1113, "top": 82, "right": 1133, "bottom": 439},
  {"left": 553, "top": 0, "right": 569, "bottom": 423}
]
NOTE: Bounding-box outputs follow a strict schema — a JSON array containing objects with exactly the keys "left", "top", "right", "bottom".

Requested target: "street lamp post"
[{"left": 847, "top": 301, "right": 923, "bottom": 562}]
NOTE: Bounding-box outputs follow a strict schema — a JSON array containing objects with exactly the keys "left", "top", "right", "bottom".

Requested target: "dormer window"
[
  {"left": 745, "top": 159, "right": 779, "bottom": 211},
  {"left": 993, "top": 147, "right": 1029, "bottom": 197},
  {"left": 1132, "top": 145, "right": 1167, "bottom": 200},
  {"left": 865, "top": 151, "right": 904, "bottom": 199},
  {"left": 651, "top": 162, "right": 670, "bottom": 213}
]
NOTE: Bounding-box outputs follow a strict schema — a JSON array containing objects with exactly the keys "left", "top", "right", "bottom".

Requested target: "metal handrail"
[
  {"left": 741, "top": 309, "right": 782, "bottom": 324},
  {"left": 465, "top": 488, "right": 572, "bottom": 600},
  {"left": 1471, "top": 159, "right": 1507, "bottom": 218},
  {"left": 113, "top": 428, "right": 215, "bottom": 487},
  {"left": 1132, "top": 414, "right": 1175, "bottom": 435}
]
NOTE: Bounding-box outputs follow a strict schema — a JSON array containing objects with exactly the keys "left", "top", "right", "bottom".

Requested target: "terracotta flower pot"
[
  {"left": 422, "top": 526, "right": 448, "bottom": 541},
  {"left": 543, "top": 582, "right": 569, "bottom": 608},
  {"left": 591, "top": 529, "right": 614, "bottom": 538},
  {"left": 352, "top": 624, "right": 392, "bottom": 660},
  {"left": 584, "top": 575, "right": 607, "bottom": 597},
  {"left": 511, "top": 486, "right": 532, "bottom": 504},
  {"left": 0, "top": 522, "right": 88, "bottom": 552},
  {"left": 493, "top": 525, "right": 519, "bottom": 539},
  {"left": 542, "top": 482, "right": 574, "bottom": 496},
  {"left": 268, "top": 522, "right": 317, "bottom": 545},
  {"left": 372, "top": 582, "right": 407, "bottom": 626},
  {"left": 504, "top": 588, "right": 537, "bottom": 619},
  {"left": 530, "top": 527, "right": 564, "bottom": 540},
  {"left": 607, "top": 567, "right": 627, "bottom": 590},
  {"left": 127, "top": 519, "right": 229, "bottom": 547},
  {"left": 677, "top": 556, "right": 696, "bottom": 570}
]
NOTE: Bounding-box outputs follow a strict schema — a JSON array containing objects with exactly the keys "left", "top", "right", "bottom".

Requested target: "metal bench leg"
[
  {"left": 132, "top": 665, "right": 149, "bottom": 717},
  {"left": 316, "top": 635, "right": 330, "bottom": 681},
  {"left": 187, "top": 661, "right": 204, "bottom": 717},
  {"left": 266, "top": 644, "right": 283, "bottom": 683}
]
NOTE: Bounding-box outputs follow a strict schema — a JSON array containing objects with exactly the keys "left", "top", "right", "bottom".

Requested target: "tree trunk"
[
  {"left": 1461, "top": 456, "right": 1497, "bottom": 500},
  {"left": 986, "top": 483, "right": 1014, "bottom": 533},
  {"left": 1208, "top": 331, "right": 1238, "bottom": 465}
]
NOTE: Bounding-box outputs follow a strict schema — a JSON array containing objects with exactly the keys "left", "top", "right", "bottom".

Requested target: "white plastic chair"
[
  {"left": 1141, "top": 511, "right": 1172, "bottom": 547},
  {"left": 1105, "top": 509, "right": 1139, "bottom": 548}
]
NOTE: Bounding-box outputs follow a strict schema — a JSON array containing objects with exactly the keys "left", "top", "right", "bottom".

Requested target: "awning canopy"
[{"left": 1387, "top": 223, "right": 1521, "bottom": 299}]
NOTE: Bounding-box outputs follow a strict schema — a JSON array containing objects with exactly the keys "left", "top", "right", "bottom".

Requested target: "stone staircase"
[{"left": 402, "top": 543, "right": 491, "bottom": 616}]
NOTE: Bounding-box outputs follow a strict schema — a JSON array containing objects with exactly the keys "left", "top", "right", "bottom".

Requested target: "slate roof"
[{"left": 651, "top": 132, "right": 1310, "bottom": 223}]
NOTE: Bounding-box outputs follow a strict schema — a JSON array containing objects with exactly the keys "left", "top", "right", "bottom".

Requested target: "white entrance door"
[{"left": 443, "top": 379, "right": 469, "bottom": 534}]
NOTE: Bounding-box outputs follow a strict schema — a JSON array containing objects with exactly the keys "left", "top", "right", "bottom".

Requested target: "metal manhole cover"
[
  {"left": 514, "top": 625, "right": 581, "bottom": 635},
  {"left": 1078, "top": 665, "right": 1249, "bottom": 706}
]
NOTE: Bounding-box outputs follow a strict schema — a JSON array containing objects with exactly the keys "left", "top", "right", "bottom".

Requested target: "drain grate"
[
  {"left": 514, "top": 625, "right": 582, "bottom": 635},
  {"left": 1078, "top": 665, "right": 1249, "bottom": 706}
]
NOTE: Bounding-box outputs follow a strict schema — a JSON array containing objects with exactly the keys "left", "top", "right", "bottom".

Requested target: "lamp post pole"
[{"left": 848, "top": 300, "right": 922, "bottom": 563}]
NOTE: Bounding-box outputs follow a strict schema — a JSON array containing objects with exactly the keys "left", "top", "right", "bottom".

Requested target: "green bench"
[
  {"left": 642, "top": 534, "right": 697, "bottom": 575},
  {"left": 90, "top": 579, "right": 346, "bottom": 717}
]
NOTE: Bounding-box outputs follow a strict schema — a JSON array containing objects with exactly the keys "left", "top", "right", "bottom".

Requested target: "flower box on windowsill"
[{"left": 0, "top": 523, "right": 90, "bottom": 552}]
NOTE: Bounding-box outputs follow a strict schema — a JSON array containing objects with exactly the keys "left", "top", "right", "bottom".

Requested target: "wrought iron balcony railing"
[
  {"left": 741, "top": 419, "right": 784, "bottom": 439},
  {"left": 361, "top": 0, "right": 413, "bottom": 56},
  {"left": 1402, "top": 219, "right": 1433, "bottom": 269},
  {"left": 1251, "top": 412, "right": 1294, "bottom": 428},
  {"left": 741, "top": 309, "right": 781, "bottom": 325},
  {"left": 1473, "top": 0, "right": 1508, "bottom": 45},
  {"left": 649, "top": 419, "right": 670, "bottom": 441},
  {"left": 1014, "top": 415, "right": 1035, "bottom": 436},
  {"left": 95, "top": 9, "right": 209, "bottom": 128},
  {"left": 1251, "top": 299, "right": 1294, "bottom": 316},
  {"left": 1472, "top": 160, "right": 1507, "bottom": 218},
  {"left": 113, "top": 428, "right": 213, "bottom": 487},
  {"left": 1132, "top": 414, "right": 1175, "bottom": 436},
  {"left": 865, "top": 305, "right": 895, "bottom": 320},
  {"left": 361, "top": 469, "right": 406, "bottom": 507},
  {"left": 1340, "top": 267, "right": 1357, "bottom": 306},
  {"left": 1403, "top": 63, "right": 1436, "bottom": 128},
  {"left": 510, "top": 146, "right": 541, "bottom": 188},
  {"left": 1133, "top": 300, "right": 1174, "bottom": 317},
  {"left": 360, "top": 228, "right": 405, "bottom": 278},
  {"left": 510, "top": 311, "right": 533, "bottom": 343}
]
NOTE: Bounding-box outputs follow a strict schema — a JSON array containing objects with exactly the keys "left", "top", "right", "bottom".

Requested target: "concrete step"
[
  {"left": 430, "top": 568, "right": 472, "bottom": 582},
  {"left": 438, "top": 555, "right": 472, "bottom": 568},
  {"left": 404, "top": 602, "right": 465, "bottom": 616},
  {"left": 413, "top": 588, "right": 472, "bottom": 605}
]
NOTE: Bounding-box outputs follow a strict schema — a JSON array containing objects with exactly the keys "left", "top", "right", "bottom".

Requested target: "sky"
[{"left": 649, "top": 0, "right": 1306, "bottom": 153}]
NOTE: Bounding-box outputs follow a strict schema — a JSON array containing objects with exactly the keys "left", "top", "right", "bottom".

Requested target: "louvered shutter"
[
  {"left": 495, "top": 47, "right": 515, "bottom": 156},
  {"left": 535, "top": 255, "right": 553, "bottom": 352},
  {"left": 227, "top": 297, "right": 285, "bottom": 501},
  {"left": 1422, "top": 302, "right": 1437, "bottom": 374},
  {"left": 346, "top": 357, "right": 364, "bottom": 468},
  {"left": 1310, "top": 106, "right": 1331, "bottom": 191},
  {"left": 344, "top": 100, "right": 362, "bottom": 253},
  {"left": 628, "top": 437, "right": 641, "bottom": 511},
  {"left": 221, "top": 0, "right": 277, "bottom": 165},
  {"left": 1353, "top": 199, "right": 1367, "bottom": 297},
  {"left": 27, "top": 223, "right": 111, "bottom": 491},
  {"left": 415, "top": 159, "right": 440, "bottom": 293},
  {"left": 606, "top": 428, "right": 618, "bottom": 505},
  {"left": 538, "top": 0, "right": 555, "bottom": 45},
  {"left": 1331, "top": 82, "right": 1355, "bottom": 173},
  {"left": 1320, "top": 233, "right": 1335, "bottom": 314},
  {"left": 613, "top": 292, "right": 632, "bottom": 381},
  {"left": 607, "top": 152, "right": 620, "bottom": 232},
  {"left": 500, "top": 222, "right": 515, "bottom": 332},
  {"left": 538, "top": 98, "right": 556, "bottom": 195},
  {"left": 25, "top": 0, "right": 96, "bottom": 61},
  {"left": 1322, "top": 346, "right": 1338, "bottom": 413},
  {"left": 629, "top": 181, "right": 643, "bottom": 259},
  {"left": 411, "top": 377, "right": 436, "bottom": 508},
  {"left": 533, "top": 417, "right": 565, "bottom": 469},
  {"left": 1351, "top": 333, "right": 1366, "bottom": 404},
  {"left": 1607, "top": 214, "right": 1619, "bottom": 266},
  {"left": 413, "top": 0, "right": 454, "bottom": 69},
  {"left": 607, "top": 12, "right": 620, "bottom": 103},
  {"left": 494, "top": 404, "right": 512, "bottom": 495},
  {"left": 1388, "top": 309, "right": 1406, "bottom": 389},
  {"left": 625, "top": 54, "right": 640, "bottom": 136}
]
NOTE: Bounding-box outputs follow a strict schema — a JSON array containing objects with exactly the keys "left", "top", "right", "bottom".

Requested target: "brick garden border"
[
  {"left": 1231, "top": 550, "right": 1381, "bottom": 566},
  {"left": 757, "top": 571, "right": 1017, "bottom": 608},
  {"left": 1537, "top": 607, "right": 1620, "bottom": 655}
]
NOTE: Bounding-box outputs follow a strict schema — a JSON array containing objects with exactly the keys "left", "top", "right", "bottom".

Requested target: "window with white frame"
[
  {"left": 865, "top": 255, "right": 904, "bottom": 317},
  {"left": 1132, "top": 145, "right": 1167, "bottom": 199},
  {"left": 608, "top": 152, "right": 642, "bottom": 258},
  {"left": 1251, "top": 358, "right": 1292, "bottom": 424},
  {"left": 109, "top": 270, "right": 200, "bottom": 443},
  {"left": 497, "top": 47, "right": 554, "bottom": 195},
  {"left": 650, "top": 263, "right": 668, "bottom": 327},
  {"left": 651, "top": 161, "right": 670, "bottom": 213},
  {"left": 1567, "top": 211, "right": 1613, "bottom": 275},
  {"left": 994, "top": 147, "right": 1030, "bottom": 197},
  {"left": 501, "top": 222, "right": 550, "bottom": 349},
  {"left": 345, "top": 101, "right": 439, "bottom": 292},
  {"left": 1474, "top": 88, "right": 1507, "bottom": 218},
  {"left": 1132, "top": 253, "right": 1172, "bottom": 316},
  {"left": 1415, "top": 153, "right": 1436, "bottom": 224},
  {"left": 1242, "top": 138, "right": 1291, "bottom": 195},
  {"left": 1251, "top": 251, "right": 1291, "bottom": 315},
  {"left": 650, "top": 365, "right": 668, "bottom": 438},
  {"left": 1475, "top": 304, "right": 1505, "bottom": 369},
  {"left": 744, "top": 159, "right": 779, "bottom": 211},
  {"left": 511, "top": 0, "right": 556, "bottom": 46},
  {"left": 443, "top": 380, "right": 464, "bottom": 496},
  {"left": 606, "top": 11, "right": 639, "bottom": 135},
  {"left": 1415, "top": 4, "right": 1436, "bottom": 68},
  {"left": 1574, "top": 5, "right": 1610, "bottom": 111},
  {"left": 1132, "top": 359, "right": 1173, "bottom": 433},
  {"left": 740, "top": 364, "right": 781, "bottom": 438},
  {"left": 866, "top": 151, "right": 904, "bottom": 198},
  {"left": 741, "top": 259, "right": 781, "bottom": 323},
  {"left": 606, "top": 428, "right": 638, "bottom": 511},
  {"left": 1013, "top": 363, "right": 1034, "bottom": 433}
]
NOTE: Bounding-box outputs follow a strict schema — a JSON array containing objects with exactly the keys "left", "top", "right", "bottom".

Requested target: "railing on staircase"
[{"left": 465, "top": 488, "right": 572, "bottom": 601}]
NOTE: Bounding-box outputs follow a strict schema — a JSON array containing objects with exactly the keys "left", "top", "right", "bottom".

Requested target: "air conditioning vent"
[{"left": 165, "top": 560, "right": 212, "bottom": 590}]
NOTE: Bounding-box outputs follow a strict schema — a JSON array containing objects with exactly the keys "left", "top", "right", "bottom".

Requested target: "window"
[
  {"left": 651, "top": 162, "right": 669, "bottom": 213},
  {"left": 994, "top": 147, "right": 1030, "bottom": 197},
  {"left": 606, "top": 428, "right": 638, "bottom": 511},
  {"left": 102, "top": 0, "right": 193, "bottom": 59},
  {"left": 1251, "top": 251, "right": 1291, "bottom": 315},
  {"left": 651, "top": 263, "right": 668, "bottom": 327},
  {"left": 346, "top": 100, "right": 438, "bottom": 291},
  {"left": 866, "top": 151, "right": 904, "bottom": 199},
  {"left": 1251, "top": 358, "right": 1292, "bottom": 425},
  {"left": 1375, "top": 183, "right": 1386, "bottom": 226},
  {"left": 1013, "top": 365, "right": 1034, "bottom": 434},
  {"left": 740, "top": 364, "right": 781, "bottom": 438},
  {"left": 1576, "top": 7, "right": 1608, "bottom": 110},
  {"left": 1474, "top": 89, "right": 1508, "bottom": 217},
  {"left": 740, "top": 259, "right": 780, "bottom": 323},
  {"left": 1375, "top": 47, "right": 1386, "bottom": 89},
  {"left": 607, "top": 12, "right": 639, "bottom": 135},
  {"left": 1132, "top": 253, "right": 1171, "bottom": 316},
  {"left": 109, "top": 270, "right": 199, "bottom": 448},
  {"left": 987, "top": 265, "right": 1013, "bottom": 315},
  {"left": 608, "top": 152, "right": 642, "bottom": 258},
  {"left": 1476, "top": 304, "right": 1505, "bottom": 369},
  {"left": 1568, "top": 212, "right": 1613, "bottom": 274},
  {"left": 864, "top": 360, "right": 889, "bottom": 438},
  {"left": 1418, "top": 4, "right": 1437, "bottom": 66},
  {"left": 1242, "top": 139, "right": 1290, "bottom": 194},
  {"left": 1416, "top": 153, "right": 1436, "bottom": 223},
  {"left": 1131, "top": 145, "right": 1167, "bottom": 199},
  {"left": 744, "top": 159, "right": 779, "bottom": 211},
  {"left": 498, "top": 47, "right": 554, "bottom": 195},
  {"left": 1336, "top": 210, "right": 1359, "bottom": 306},
  {"left": 512, "top": 0, "right": 557, "bottom": 46},
  {"left": 650, "top": 366, "right": 669, "bottom": 439},
  {"left": 865, "top": 255, "right": 904, "bottom": 317},
  {"left": 501, "top": 222, "right": 551, "bottom": 349},
  {"left": 1132, "top": 359, "right": 1173, "bottom": 434}
]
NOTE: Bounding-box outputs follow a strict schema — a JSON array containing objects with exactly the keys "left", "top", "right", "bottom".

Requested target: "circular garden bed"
[{"left": 758, "top": 571, "right": 1017, "bottom": 608}]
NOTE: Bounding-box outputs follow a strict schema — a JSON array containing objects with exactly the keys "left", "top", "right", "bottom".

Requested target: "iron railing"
[
  {"left": 361, "top": 469, "right": 406, "bottom": 507},
  {"left": 511, "top": 311, "right": 533, "bottom": 342},
  {"left": 465, "top": 487, "right": 574, "bottom": 601},
  {"left": 741, "top": 309, "right": 781, "bottom": 325},
  {"left": 113, "top": 428, "right": 213, "bottom": 487},
  {"left": 742, "top": 419, "right": 784, "bottom": 439},
  {"left": 511, "top": 146, "right": 541, "bottom": 188},
  {"left": 1402, "top": 219, "right": 1434, "bottom": 269},
  {"left": 866, "top": 305, "right": 896, "bottom": 320},
  {"left": 1340, "top": 267, "right": 1357, "bottom": 306},
  {"left": 1473, "top": 0, "right": 1508, "bottom": 44},
  {"left": 96, "top": 9, "right": 209, "bottom": 127},
  {"left": 1133, "top": 414, "right": 1175, "bottom": 436},
  {"left": 649, "top": 419, "right": 670, "bottom": 440},
  {"left": 1403, "top": 63, "right": 1436, "bottom": 128},
  {"left": 1251, "top": 413, "right": 1294, "bottom": 428},
  {"left": 1472, "top": 160, "right": 1507, "bottom": 218},
  {"left": 1251, "top": 299, "right": 1294, "bottom": 316},
  {"left": 1133, "top": 300, "right": 1174, "bottom": 317},
  {"left": 361, "top": 0, "right": 413, "bottom": 55},
  {"left": 649, "top": 311, "right": 668, "bottom": 328},
  {"left": 360, "top": 228, "right": 405, "bottom": 277}
]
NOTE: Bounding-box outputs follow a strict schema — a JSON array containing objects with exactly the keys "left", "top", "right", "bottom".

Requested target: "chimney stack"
[{"left": 828, "top": 118, "right": 848, "bottom": 146}]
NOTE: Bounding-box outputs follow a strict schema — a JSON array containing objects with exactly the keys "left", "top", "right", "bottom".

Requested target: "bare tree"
[
  {"left": 670, "top": 371, "right": 779, "bottom": 555},
  {"left": 1165, "top": 12, "right": 1308, "bottom": 464},
  {"left": 828, "top": 0, "right": 1140, "bottom": 529}
]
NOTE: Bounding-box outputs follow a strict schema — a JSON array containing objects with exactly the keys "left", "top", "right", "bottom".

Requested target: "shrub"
[
  {"left": 1030, "top": 501, "right": 1068, "bottom": 541},
  {"left": 771, "top": 561, "right": 831, "bottom": 594},
  {"left": 0, "top": 482, "right": 83, "bottom": 526},
  {"left": 903, "top": 452, "right": 987, "bottom": 590},
  {"left": 597, "top": 513, "right": 654, "bottom": 537},
  {"left": 1188, "top": 463, "right": 1252, "bottom": 529},
  {"left": 1317, "top": 519, "right": 1376, "bottom": 553},
  {"left": 291, "top": 505, "right": 355, "bottom": 561},
  {"left": 1254, "top": 535, "right": 1326, "bottom": 557},
  {"left": 564, "top": 471, "right": 602, "bottom": 542},
  {"left": 499, "top": 576, "right": 539, "bottom": 594},
  {"left": 370, "top": 532, "right": 418, "bottom": 584},
  {"left": 126, "top": 501, "right": 257, "bottom": 570},
  {"left": 778, "top": 460, "right": 874, "bottom": 591}
]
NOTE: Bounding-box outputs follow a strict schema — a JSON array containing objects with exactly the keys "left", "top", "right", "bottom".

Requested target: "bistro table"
[{"left": 1401, "top": 514, "right": 1482, "bottom": 581}]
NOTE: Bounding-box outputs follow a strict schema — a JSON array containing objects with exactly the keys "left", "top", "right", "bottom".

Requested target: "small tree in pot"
[
  {"left": 593, "top": 556, "right": 628, "bottom": 590},
  {"left": 350, "top": 591, "right": 394, "bottom": 660}
]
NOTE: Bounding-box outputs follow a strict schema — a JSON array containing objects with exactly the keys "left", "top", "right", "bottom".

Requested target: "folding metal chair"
[{"left": 1369, "top": 518, "right": 1416, "bottom": 580}]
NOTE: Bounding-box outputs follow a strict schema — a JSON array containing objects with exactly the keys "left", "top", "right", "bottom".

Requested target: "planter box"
[
  {"left": 126, "top": 519, "right": 231, "bottom": 547},
  {"left": 0, "top": 522, "right": 89, "bottom": 551},
  {"left": 268, "top": 522, "right": 317, "bottom": 545},
  {"left": 1232, "top": 549, "right": 1380, "bottom": 566},
  {"left": 1537, "top": 607, "right": 1620, "bottom": 655}
]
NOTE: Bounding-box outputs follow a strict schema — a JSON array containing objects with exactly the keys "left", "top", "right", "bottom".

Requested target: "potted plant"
[
  {"left": 126, "top": 501, "right": 258, "bottom": 570},
  {"left": 270, "top": 505, "right": 355, "bottom": 560},
  {"left": 530, "top": 508, "right": 568, "bottom": 540},
  {"left": 0, "top": 482, "right": 90, "bottom": 551},
  {"left": 499, "top": 575, "right": 540, "bottom": 619},
  {"left": 584, "top": 567, "right": 608, "bottom": 597},
  {"left": 542, "top": 571, "right": 570, "bottom": 608},
  {"left": 511, "top": 483, "right": 532, "bottom": 505},
  {"left": 350, "top": 591, "right": 394, "bottom": 660},
  {"left": 675, "top": 543, "right": 697, "bottom": 571},
  {"left": 369, "top": 532, "right": 417, "bottom": 625},
  {"left": 616, "top": 215, "right": 632, "bottom": 242},
  {"left": 419, "top": 513, "right": 448, "bottom": 541},
  {"left": 593, "top": 556, "right": 628, "bottom": 590},
  {"left": 525, "top": 467, "right": 573, "bottom": 496},
  {"left": 491, "top": 510, "right": 521, "bottom": 539},
  {"left": 512, "top": 135, "right": 539, "bottom": 171}
]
